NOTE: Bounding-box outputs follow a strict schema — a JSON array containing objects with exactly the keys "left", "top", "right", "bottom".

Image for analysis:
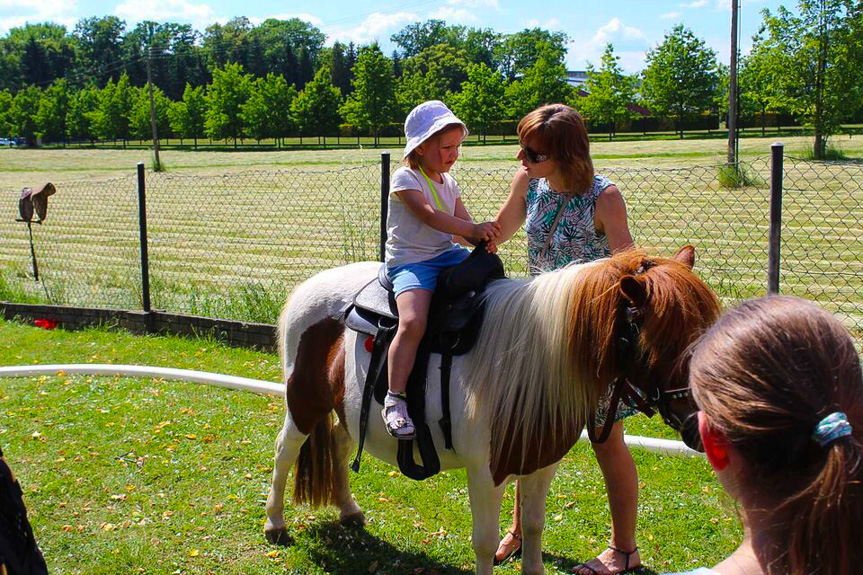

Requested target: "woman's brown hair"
[
  {"left": 690, "top": 296, "right": 863, "bottom": 575},
  {"left": 517, "top": 104, "right": 594, "bottom": 194}
]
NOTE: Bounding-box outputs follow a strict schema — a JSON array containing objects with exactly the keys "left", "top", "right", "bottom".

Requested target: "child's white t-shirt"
[{"left": 385, "top": 166, "right": 461, "bottom": 267}]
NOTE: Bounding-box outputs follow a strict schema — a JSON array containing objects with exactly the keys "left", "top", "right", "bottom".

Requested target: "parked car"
[{"left": 0, "top": 138, "right": 10, "bottom": 146}]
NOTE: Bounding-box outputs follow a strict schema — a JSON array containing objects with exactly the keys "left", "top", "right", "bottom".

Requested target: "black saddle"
[{"left": 346, "top": 244, "right": 505, "bottom": 480}]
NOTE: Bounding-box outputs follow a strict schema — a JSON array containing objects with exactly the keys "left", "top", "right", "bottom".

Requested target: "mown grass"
[{"left": 0, "top": 318, "right": 739, "bottom": 574}]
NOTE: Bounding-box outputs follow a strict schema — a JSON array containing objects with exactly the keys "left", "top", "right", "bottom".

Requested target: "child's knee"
[{"left": 398, "top": 314, "right": 427, "bottom": 338}]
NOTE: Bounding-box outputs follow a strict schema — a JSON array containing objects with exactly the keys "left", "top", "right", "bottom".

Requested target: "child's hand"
[
  {"left": 472, "top": 221, "right": 501, "bottom": 242},
  {"left": 485, "top": 240, "right": 498, "bottom": 254}
]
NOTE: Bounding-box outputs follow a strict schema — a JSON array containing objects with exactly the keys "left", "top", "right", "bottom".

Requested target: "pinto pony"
[{"left": 265, "top": 246, "right": 721, "bottom": 575}]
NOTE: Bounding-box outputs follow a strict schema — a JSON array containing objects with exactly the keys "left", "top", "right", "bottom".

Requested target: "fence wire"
[{"left": 2, "top": 156, "right": 861, "bottom": 345}]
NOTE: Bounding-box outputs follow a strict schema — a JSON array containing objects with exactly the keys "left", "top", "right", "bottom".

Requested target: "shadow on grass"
[
  {"left": 545, "top": 550, "right": 660, "bottom": 575},
  {"left": 294, "top": 521, "right": 474, "bottom": 575}
]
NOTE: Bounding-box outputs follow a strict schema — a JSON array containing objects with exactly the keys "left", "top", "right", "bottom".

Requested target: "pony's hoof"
[
  {"left": 339, "top": 511, "right": 367, "bottom": 528},
  {"left": 265, "top": 527, "right": 294, "bottom": 546}
]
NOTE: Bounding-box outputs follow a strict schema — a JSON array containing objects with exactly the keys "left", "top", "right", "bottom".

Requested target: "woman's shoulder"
[{"left": 593, "top": 174, "right": 616, "bottom": 192}]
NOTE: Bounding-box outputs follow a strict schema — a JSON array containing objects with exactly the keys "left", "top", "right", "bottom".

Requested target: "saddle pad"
[{"left": 353, "top": 275, "right": 398, "bottom": 319}]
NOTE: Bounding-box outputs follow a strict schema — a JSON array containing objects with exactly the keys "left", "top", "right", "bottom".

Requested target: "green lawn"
[{"left": 0, "top": 318, "right": 739, "bottom": 574}]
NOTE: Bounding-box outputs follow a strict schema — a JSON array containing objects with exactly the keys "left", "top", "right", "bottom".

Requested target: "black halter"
[{"left": 586, "top": 302, "right": 694, "bottom": 444}]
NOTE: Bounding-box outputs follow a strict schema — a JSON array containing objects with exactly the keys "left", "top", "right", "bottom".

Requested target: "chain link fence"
[{"left": 2, "top": 153, "right": 861, "bottom": 344}]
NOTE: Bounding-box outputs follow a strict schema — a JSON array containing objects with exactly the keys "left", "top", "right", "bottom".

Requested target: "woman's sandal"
[
  {"left": 571, "top": 545, "right": 641, "bottom": 575},
  {"left": 493, "top": 531, "right": 522, "bottom": 565}
]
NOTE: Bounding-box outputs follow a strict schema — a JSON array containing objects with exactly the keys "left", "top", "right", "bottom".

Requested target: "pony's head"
[{"left": 569, "top": 246, "right": 721, "bottom": 450}]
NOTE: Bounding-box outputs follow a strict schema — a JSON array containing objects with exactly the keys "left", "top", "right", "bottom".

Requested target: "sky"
[{"left": 1, "top": 0, "right": 792, "bottom": 73}]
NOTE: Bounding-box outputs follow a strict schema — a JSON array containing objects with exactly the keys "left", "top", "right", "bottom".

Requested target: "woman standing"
[{"left": 492, "top": 103, "right": 642, "bottom": 575}]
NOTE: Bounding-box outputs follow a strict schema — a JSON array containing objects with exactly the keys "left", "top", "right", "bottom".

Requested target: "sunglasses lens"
[{"left": 522, "top": 145, "right": 546, "bottom": 163}]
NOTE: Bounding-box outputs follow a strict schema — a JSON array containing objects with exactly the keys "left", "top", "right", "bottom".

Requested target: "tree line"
[{"left": 0, "top": 0, "right": 860, "bottom": 158}]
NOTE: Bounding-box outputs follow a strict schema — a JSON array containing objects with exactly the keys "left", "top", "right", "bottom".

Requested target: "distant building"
[{"left": 565, "top": 70, "right": 588, "bottom": 88}]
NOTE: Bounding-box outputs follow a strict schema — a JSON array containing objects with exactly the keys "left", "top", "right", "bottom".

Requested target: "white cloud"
[
  {"left": 0, "top": 0, "right": 77, "bottom": 33},
  {"left": 592, "top": 17, "right": 646, "bottom": 44},
  {"left": 680, "top": 0, "right": 709, "bottom": 7},
  {"left": 447, "top": 0, "right": 499, "bottom": 7},
  {"left": 248, "top": 14, "right": 324, "bottom": 27},
  {"left": 660, "top": 11, "right": 682, "bottom": 20},
  {"left": 427, "top": 6, "right": 478, "bottom": 24},
  {"left": 325, "top": 11, "right": 417, "bottom": 46},
  {"left": 567, "top": 18, "right": 648, "bottom": 74},
  {"left": 114, "top": 0, "right": 215, "bottom": 31}
]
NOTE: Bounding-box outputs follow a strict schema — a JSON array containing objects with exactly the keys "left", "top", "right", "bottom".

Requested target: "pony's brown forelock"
[{"left": 568, "top": 250, "right": 722, "bottom": 391}]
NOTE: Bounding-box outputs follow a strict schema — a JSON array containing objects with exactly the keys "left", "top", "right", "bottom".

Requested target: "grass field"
[
  {"left": 0, "top": 318, "right": 740, "bottom": 574},
  {"left": 1, "top": 134, "right": 860, "bottom": 344}
]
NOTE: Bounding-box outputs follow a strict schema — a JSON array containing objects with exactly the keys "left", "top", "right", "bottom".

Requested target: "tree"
[
  {"left": 641, "top": 24, "right": 719, "bottom": 137},
  {"left": 73, "top": 16, "right": 126, "bottom": 86},
  {"left": 128, "top": 85, "right": 171, "bottom": 140},
  {"left": 495, "top": 28, "right": 568, "bottom": 81},
  {"left": 88, "top": 73, "right": 134, "bottom": 141},
  {"left": 577, "top": 44, "right": 636, "bottom": 136},
  {"left": 402, "top": 43, "right": 470, "bottom": 96},
  {"left": 4, "top": 24, "right": 76, "bottom": 89},
  {"left": 340, "top": 45, "right": 398, "bottom": 143},
  {"left": 291, "top": 66, "right": 343, "bottom": 137},
  {"left": 10, "top": 85, "right": 42, "bottom": 145},
  {"left": 35, "top": 79, "right": 70, "bottom": 143},
  {"left": 505, "top": 42, "right": 573, "bottom": 119},
  {"left": 747, "top": 1, "right": 863, "bottom": 158},
  {"left": 0, "top": 90, "right": 14, "bottom": 136},
  {"left": 169, "top": 84, "right": 207, "bottom": 146},
  {"left": 204, "top": 63, "right": 252, "bottom": 146},
  {"left": 326, "top": 41, "right": 354, "bottom": 96},
  {"left": 65, "top": 85, "right": 99, "bottom": 141},
  {"left": 391, "top": 20, "right": 466, "bottom": 58},
  {"left": 241, "top": 73, "right": 296, "bottom": 142},
  {"left": 451, "top": 63, "right": 507, "bottom": 139}
]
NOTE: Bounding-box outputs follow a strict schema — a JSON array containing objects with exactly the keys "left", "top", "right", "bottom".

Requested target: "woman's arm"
[
  {"left": 494, "top": 169, "right": 530, "bottom": 244},
  {"left": 594, "top": 185, "right": 635, "bottom": 253},
  {"left": 396, "top": 189, "right": 499, "bottom": 242}
]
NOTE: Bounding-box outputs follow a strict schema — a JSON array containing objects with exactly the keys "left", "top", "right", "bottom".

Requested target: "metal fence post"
[
  {"left": 768, "top": 142, "right": 784, "bottom": 294},
  {"left": 136, "top": 162, "right": 153, "bottom": 329},
  {"left": 380, "top": 152, "right": 390, "bottom": 262}
]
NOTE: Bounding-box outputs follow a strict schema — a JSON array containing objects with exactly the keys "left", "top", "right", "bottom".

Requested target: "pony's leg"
[
  {"left": 264, "top": 415, "right": 307, "bottom": 545},
  {"left": 518, "top": 462, "right": 560, "bottom": 575},
  {"left": 466, "top": 466, "right": 506, "bottom": 575},
  {"left": 331, "top": 422, "right": 364, "bottom": 526}
]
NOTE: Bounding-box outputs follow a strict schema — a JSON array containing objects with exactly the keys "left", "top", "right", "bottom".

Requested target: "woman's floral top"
[{"left": 525, "top": 175, "right": 613, "bottom": 275}]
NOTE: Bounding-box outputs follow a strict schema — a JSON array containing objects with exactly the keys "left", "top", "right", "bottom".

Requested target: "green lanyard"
[{"left": 418, "top": 165, "right": 445, "bottom": 211}]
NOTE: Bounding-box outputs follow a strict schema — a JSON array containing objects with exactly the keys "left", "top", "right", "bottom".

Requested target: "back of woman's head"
[
  {"left": 690, "top": 295, "right": 863, "bottom": 575},
  {"left": 517, "top": 104, "right": 594, "bottom": 194}
]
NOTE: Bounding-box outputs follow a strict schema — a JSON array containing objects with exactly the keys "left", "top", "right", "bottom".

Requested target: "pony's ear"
[
  {"left": 672, "top": 245, "right": 695, "bottom": 269},
  {"left": 619, "top": 275, "right": 647, "bottom": 308}
]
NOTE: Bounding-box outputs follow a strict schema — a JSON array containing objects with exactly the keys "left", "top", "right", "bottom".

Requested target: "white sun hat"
[{"left": 402, "top": 100, "right": 469, "bottom": 158}]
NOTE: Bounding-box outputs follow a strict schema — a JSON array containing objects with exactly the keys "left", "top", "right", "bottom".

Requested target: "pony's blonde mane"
[{"left": 467, "top": 249, "right": 721, "bottom": 473}]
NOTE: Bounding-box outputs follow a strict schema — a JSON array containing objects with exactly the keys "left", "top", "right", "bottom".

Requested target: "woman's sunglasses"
[{"left": 521, "top": 145, "right": 550, "bottom": 164}]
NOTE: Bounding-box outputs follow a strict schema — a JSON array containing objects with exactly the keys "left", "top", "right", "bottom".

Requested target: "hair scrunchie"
[{"left": 812, "top": 412, "right": 853, "bottom": 447}]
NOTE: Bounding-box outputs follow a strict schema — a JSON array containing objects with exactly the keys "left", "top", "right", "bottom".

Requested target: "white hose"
[
  {"left": 0, "top": 363, "right": 702, "bottom": 457},
  {"left": 0, "top": 363, "right": 284, "bottom": 396}
]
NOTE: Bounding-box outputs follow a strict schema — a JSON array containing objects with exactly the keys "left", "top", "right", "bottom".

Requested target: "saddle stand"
[{"left": 346, "top": 245, "right": 505, "bottom": 480}]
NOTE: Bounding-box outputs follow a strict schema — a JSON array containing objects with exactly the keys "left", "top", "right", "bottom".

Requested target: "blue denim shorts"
[{"left": 387, "top": 246, "right": 470, "bottom": 297}]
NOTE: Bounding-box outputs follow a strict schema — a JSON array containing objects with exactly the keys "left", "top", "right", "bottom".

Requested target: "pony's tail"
[{"left": 292, "top": 412, "right": 337, "bottom": 508}]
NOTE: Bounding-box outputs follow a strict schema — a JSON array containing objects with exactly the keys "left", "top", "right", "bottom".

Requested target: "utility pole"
[
  {"left": 727, "top": 0, "right": 740, "bottom": 165},
  {"left": 146, "top": 46, "right": 161, "bottom": 171}
]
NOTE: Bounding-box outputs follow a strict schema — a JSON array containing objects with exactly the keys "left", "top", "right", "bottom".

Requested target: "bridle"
[{"left": 586, "top": 298, "right": 697, "bottom": 445}]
